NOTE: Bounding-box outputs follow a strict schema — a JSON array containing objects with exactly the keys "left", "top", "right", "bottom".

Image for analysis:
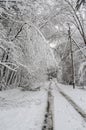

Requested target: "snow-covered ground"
[
  {"left": 1, "top": 79, "right": 86, "bottom": 130},
  {"left": 51, "top": 81, "right": 86, "bottom": 130},
  {"left": 57, "top": 82, "right": 86, "bottom": 113},
  {"left": 0, "top": 82, "right": 49, "bottom": 130}
]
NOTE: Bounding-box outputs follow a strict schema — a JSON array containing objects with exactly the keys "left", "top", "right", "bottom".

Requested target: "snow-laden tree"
[
  {"left": 0, "top": 0, "right": 86, "bottom": 89},
  {"left": 47, "top": 0, "right": 86, "bottom": 85},
  {"left": 12, "top": 23, "right": 56, "bottom": 90},
  {"left": 0, "top": 0, "right": 57, "bottom": 90}
]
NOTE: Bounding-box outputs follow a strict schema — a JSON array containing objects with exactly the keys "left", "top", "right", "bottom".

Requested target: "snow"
[
  {"left": 57, "top": 82, "right": 86, "bottom": 113},
  {"left": 78, "top": 62, "right": 86, "bottom": 84},
  {"left": 0, "top": 82, "right": 49, "bottom": 130},
  {"left": 1, "top": 80, "right": 86, "bottom": 130},
  {"left": 51, "top": 81, "right": 86, "bottom": 130}
]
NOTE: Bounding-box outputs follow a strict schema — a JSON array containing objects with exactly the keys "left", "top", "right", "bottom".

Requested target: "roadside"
[
  {"left": 51, "top": 80, "right": 86, "bottom": 130},
  {"left": 1, "top": 79, "right": 86, "bottom": 130},
  {"left": 0, "top": 82, "right": 49, "bottom": 130},
  {"left": 56, "top": 81, "right": 86, "bottom": 115}
]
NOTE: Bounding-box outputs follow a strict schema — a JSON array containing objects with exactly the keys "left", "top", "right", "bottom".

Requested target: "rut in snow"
[
  {"left": 55, "top": 82, "right": 86, "bottom": 121},
  {"left": 42, "top": 82, "right": 53, "bottom": 130}
]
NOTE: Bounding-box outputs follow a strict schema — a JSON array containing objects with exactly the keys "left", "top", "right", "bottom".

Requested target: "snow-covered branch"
[{"left": 0, "top": 61, "right": 17, "bottom": 72}]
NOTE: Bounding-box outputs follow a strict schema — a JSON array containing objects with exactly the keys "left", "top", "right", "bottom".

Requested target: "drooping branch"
[
  {"left": 72, "top": 38, "right": 86, "bottom": 58},
  {"left": 11, "top": 23, "right": 27, "bottom": 41},
  {"left": 65, "top": 0, "right": 86, "bottom": 45},
  {"left": 76, "top": 0, "right": 86, "bottom": 10},
  {"left": 0, "top": 61, "right": 17, "bottom": 72},
  {"left": 0, "top": 45, "right": 6, "bottom": 52}
]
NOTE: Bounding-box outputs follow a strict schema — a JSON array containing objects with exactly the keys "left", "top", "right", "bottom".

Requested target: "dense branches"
[{"left": 76, "top": 0, "right": 86, "bottom": 10}]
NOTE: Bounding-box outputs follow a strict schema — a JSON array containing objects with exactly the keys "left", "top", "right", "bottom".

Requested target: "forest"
[{"left": 0, "top": 0, "right": 86, "bottom": 130}]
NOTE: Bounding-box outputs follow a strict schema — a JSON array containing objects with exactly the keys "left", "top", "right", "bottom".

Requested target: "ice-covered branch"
[{"left": 0, "top": 61, "right": 17, "bottom": 72}]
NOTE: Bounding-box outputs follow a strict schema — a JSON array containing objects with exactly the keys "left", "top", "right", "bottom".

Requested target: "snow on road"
[
  {"left": 1, "top": 80, "right": 86, "bottom": 130},
  {"left": 57, "top": 83, "right": 86, "bottom": 113},
  {"left": 0, "top": 82, "right": 49, "bottom": 130},
  {"left": 51, "top": 80, "right": 86, "bottom": 130}
]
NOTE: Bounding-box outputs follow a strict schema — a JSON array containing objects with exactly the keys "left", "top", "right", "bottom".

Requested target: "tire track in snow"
[
  {"left": 54, "top": 81, "right": 86, "bottom": 121},
  {"left": 42, "top": 81, "right": 54, "bottom": 130}
]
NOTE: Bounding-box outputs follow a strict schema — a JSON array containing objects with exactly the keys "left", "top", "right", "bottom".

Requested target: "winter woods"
[
  {"left": 0, "top": 0, "right": 56, "bottom": 90},
  {"left": 0, "top": 0, "right": 86, "bottom": 90}
]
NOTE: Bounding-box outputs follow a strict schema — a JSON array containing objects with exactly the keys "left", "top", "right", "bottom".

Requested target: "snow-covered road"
[
  {"left": 57, "top": 82, "right": 86, "bottom": 114},
  {"left": 0, "top": 80, "right": 86, "bottom": 130},
  {"left": 0, "top": 82, "right": 49, "bottom": 130},
  {"left": 51, "top": 80, "right": 86, "bottom": 130}
]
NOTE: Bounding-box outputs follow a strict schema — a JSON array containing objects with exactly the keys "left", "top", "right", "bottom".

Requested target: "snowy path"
[
  {"left": 1, "top": 80, "right": 86, "bottom": 130},
  {"left": 42, "top": 84, "right": 53, "bottom": 130},
  {"left": 57, "top": 83, "right": 86, "bottom": 115},
  {"left": 51, "top": 80, "right": 86, "bottom": 130},
  {"left": 0, "top": 82, "right": 49, "bottom": 130},
  {"left": 57, "top": 87, "right": 86, "bottom": 119}
]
